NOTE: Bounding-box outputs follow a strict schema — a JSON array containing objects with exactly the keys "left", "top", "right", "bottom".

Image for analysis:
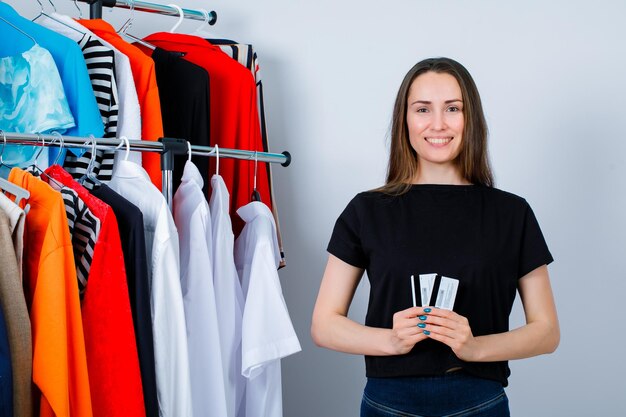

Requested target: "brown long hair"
[{"left": 376, "top": 57, "right": 494, "bottom": 195}]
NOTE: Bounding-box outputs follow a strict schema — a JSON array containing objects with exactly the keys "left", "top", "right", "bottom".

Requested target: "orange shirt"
[
  {"left": 8, "top": 168, "right": 92, "bottom": 417},
  {"left": 78, "top": 19, "right": 164, "bottom": 190}
]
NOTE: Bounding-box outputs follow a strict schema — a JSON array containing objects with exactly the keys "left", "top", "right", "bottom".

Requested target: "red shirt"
[
  {"left": 142, "top": 33, "right": 272, "bottom": 234},
  {"left": 46, "top": 165, "right": 146, "bottom": 417}
]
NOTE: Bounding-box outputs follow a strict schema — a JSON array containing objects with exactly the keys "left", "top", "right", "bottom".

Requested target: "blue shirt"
[{"left": 0, "top": 3, "right": 104, "bottom": 162}]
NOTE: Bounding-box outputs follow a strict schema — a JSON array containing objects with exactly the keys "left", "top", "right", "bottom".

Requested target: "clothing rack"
[
  {"left": 77, "top": 0, "right": 217, "bottom": 24},
  {"left": 1, "top": 132, "right": 291, "bottom": 207}
]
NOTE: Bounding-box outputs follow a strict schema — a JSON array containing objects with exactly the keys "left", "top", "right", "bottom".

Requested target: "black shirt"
[
  {"left": 90, "top": 183, "right": 159, "bottom": 417},
  {"left": 151, "top": 47, "right": 211, "bottom": 196},
  {"left": 327, "top": 184, "right": 553, "bottom": 386}
]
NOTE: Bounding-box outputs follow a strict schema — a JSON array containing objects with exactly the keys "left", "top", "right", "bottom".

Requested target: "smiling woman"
[
  {"left": 378, "top": 58, "right": 494, "bottom": 196},
  {"left": 311, "top": 57, "right": 559, "bottom": 417}
]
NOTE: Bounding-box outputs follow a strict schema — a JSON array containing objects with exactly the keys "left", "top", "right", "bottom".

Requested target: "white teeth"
[{"left": 426, "top": 137, "right": 452, "bottom": 144}]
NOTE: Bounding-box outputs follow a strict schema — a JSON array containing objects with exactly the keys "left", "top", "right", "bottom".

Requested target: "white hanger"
[
  {"left": 79, "top": 135, "right": 101, "bottom": 185},
  {"left": 49, "top": 131, "right": 65, "bottom": 166},
  {"left": 214, "top": 145, "right": 219, "bottom": 176},
  {"left": 116, "top": 136, "right": 131, "bottom": 161},
  {"left": 0, "top": 131, "right": 31, "bottom": 209},
  {"left": 167, "top": 4, "right": 184, "bottom": 33},
  {"left": 191, "top": 8, "right": 211, "bottom": 35},
  {"left": 186, "top": 141, "right": 192, "bottom": 162}
]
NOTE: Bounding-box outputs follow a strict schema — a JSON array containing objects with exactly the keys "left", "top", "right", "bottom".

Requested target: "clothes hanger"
[
  {"left": 26, "top": 133, "right": 65, "bottom": 189},
  {"left": 214, "top": 144, "right": 219, "bottom": 176},
  {"left": 250, "top": 151, "right": 261, "bottom": 202},
  {"left": 31, "top": 0, "right": 85, "bottom": 36},
  {"left": 167, "top": 4, "right": 184, "bottom": 33},
  {"left": 78, "top": 136, "right": 102, "bottom": 186},
  {"left": 186, "top": 140, "right": 192, "bottom": 163},
  {"left": 0, "top": 131, "right": 31, "bottom": 209},
  {"left": 32, "top": 0, "right": 57, "bottom": 21},
  {"left": 119, "top": 136, "right": 131, "bottom": 161},
  {"left": 117, "top": 0, "right": 156, "bottom": 50},
  {"left": 0, "top": 15, "right": 37, "bottom": 46},
  {"left": 191, "top": 9, "right": 211, "bottom": 36},
  {"left": 73, "top": 0, "right": 83, "bottom": 19}
]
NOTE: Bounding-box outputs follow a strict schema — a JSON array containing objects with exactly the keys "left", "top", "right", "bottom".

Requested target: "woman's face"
[{"left": 406, "top": 71, "right": 465, "bottom": 168}]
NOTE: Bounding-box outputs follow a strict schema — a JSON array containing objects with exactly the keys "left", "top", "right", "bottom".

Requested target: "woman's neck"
[{"left": 412, "top": 162, "right": 470, "bottom": 185}]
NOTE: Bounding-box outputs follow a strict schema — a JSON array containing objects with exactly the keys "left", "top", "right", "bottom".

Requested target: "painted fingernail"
[
  {"left": 418, "top": 315, "right": 427, "bottom": 321},
  {"left": 423, "top": 330, "right": 431, "bottom": 335},
  {"left": 424, "top": 308, "right": 432, "bottom": 313},
  {"left": 417, "top": 323, "right": 426, "bottom": 328}
]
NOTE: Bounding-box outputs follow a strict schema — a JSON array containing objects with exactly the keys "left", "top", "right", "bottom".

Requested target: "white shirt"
[
  {"left": 209, "top": 175, "right": 245, "bottom": 417},
  {"left": 41, "top": 13, "right": 142, "bottom": 165},
  {"left": 173, "top": 162, "right": 227, "bottom": 417},
  {"left": 109, "top": 160, "right": 192, "bottom": 417},
  {"left": 0, "top": 191, "right": 25, "bottom": 278},
  {"left": 234, "top": 202, "right": 301, "bottom": 417}
]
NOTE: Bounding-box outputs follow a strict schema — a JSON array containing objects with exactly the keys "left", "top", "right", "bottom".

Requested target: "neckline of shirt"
[{"left": 408, "top": 183, "right": 477, "bottom": 190}]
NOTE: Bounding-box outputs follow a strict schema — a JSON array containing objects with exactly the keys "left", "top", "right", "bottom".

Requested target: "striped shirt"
[
  {"left": 64, "top": 34, "right": 119, "bottom": 183},
  {"left": 59, "top": 186, "right": 101, "bottom": 296}
]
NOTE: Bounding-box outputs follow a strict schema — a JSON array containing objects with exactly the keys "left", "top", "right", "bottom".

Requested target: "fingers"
[{"left": 390, "top": 307, "right": 433, "bottom": 354}]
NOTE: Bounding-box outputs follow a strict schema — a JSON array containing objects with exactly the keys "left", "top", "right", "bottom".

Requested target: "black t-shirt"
[
  {"left": 327, "top": 184, "right": 553, "bottom": 386},
  {"left": 151, "top": 47, "right": 211, "bottom": 196}
]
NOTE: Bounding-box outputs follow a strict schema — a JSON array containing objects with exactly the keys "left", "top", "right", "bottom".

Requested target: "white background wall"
[{"left": 8, "top": 0, "right": 626, "bottom": 415}]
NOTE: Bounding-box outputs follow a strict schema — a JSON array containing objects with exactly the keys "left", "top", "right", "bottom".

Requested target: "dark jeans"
[{"left": 361, "top": 371, "right": 510, "bottom": 417}]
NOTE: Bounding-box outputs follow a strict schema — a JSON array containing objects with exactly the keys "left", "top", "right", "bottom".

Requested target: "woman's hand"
[
  {"left": 419, "top": 308, "right": 481, "bottom": 361},
  {"left": 389, "top": 306, "right": 431, "bottom": 355}
]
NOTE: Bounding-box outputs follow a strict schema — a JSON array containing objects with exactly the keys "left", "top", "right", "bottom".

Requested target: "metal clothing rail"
[
  {"left": 1, "top": 132, "right": 291, "bottom": 207},
  {"left": 77, "top": 0, "right": 217, "bottom": 24}
]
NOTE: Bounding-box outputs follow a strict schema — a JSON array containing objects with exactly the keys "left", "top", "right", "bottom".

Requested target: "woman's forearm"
[
  {"left": 311, "top": 312, "right": 395, "bottom": 356},
  {"left": 472, "top": 320, "right": 560, "bottom": 362}
]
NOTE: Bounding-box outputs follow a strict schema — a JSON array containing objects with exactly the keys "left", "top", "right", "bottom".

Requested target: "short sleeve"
[
  {"left": 518, "top": 202, "right": 554, "bottom": 278},
  {"left": 327, "top": 196, "right": 367, "bottom": 268}
]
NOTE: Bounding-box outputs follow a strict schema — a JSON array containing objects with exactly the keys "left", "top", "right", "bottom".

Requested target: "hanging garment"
[
  {"left": 109, "top": 160, "right": 192, "bottom": 417},
  {"left": 144, "top": 33, "right": 272, "bottom": 234},
  {"left": 27, "top": 168, "right": 101, "bottom": 297},
  {"left": 0, "top": 192, "right": 24, "bottom": 278},
  {"left": 76, "top": 34, "right": 119, "bottom": 137},
  {"left": 173, "top": 161, "right": 228, "bottom": 417},
  {"left": 40, "top": 13, "right": 141, "bottom": 152},
  {"left": 78, "top": 19, "right": 164, "bottom": 189},
  {"left": 90, "top": 182, "right": 158, "bottom": 417},
  {"left": 37, "top": 14, "right": 126, "bottom": 182},
  {"left": 0, "top": 2, "right": 104, "bottom": 168},
  {"left": 0, "top": 292, "right": 12, "bottom": 417},
  {"left": 45, "top": 165, "right": 146, "bottom": 417},
  {"left": 135, "top": 46, "right": 210, "bottom": 196},
  {"left": 62, "top": 33, "right": 120, "bottom": 180},
  {"left": 209, "top": 174, "right": 245, "bottom": 417},
  {"left": 206, "top": 39, "right": 266, "bottom": 149},
  {"left": 234, "top": 202, "right": 301, "bottom": 417},
  {"left": 207, "top": 38, "right": 286, "bottom": 266},
  {"left": 0, "top": 199, "right": 31, "bottom": 417},
  {"left": 8, "top": 167, "right": 93, "bottom": 417},
  {"left": 0, "top": 43, "right": 74, "bottom": 134}
]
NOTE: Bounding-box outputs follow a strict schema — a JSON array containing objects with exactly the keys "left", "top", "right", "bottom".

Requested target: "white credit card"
[
  {"left": 434, "top": 276, "right": 459, "bottom": 310},
  {"left": 419, "top": 273, "right": 437, "bottom": 307}
]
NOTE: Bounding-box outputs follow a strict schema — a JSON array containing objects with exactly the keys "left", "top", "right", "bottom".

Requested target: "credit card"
[
  {"left": 419, "top": 273, "right": 437, "bottom": 307},
  {"left": 434, "top": 276, "right": 459, "bottom": 310}
]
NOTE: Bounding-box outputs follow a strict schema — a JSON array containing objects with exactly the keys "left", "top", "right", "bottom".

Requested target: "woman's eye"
[
  {"left": 416, "top": 108, "right": 428, "bottom": 113},
  {"left": 447, "top": 106, "right": 461, "bottom": 112}
]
